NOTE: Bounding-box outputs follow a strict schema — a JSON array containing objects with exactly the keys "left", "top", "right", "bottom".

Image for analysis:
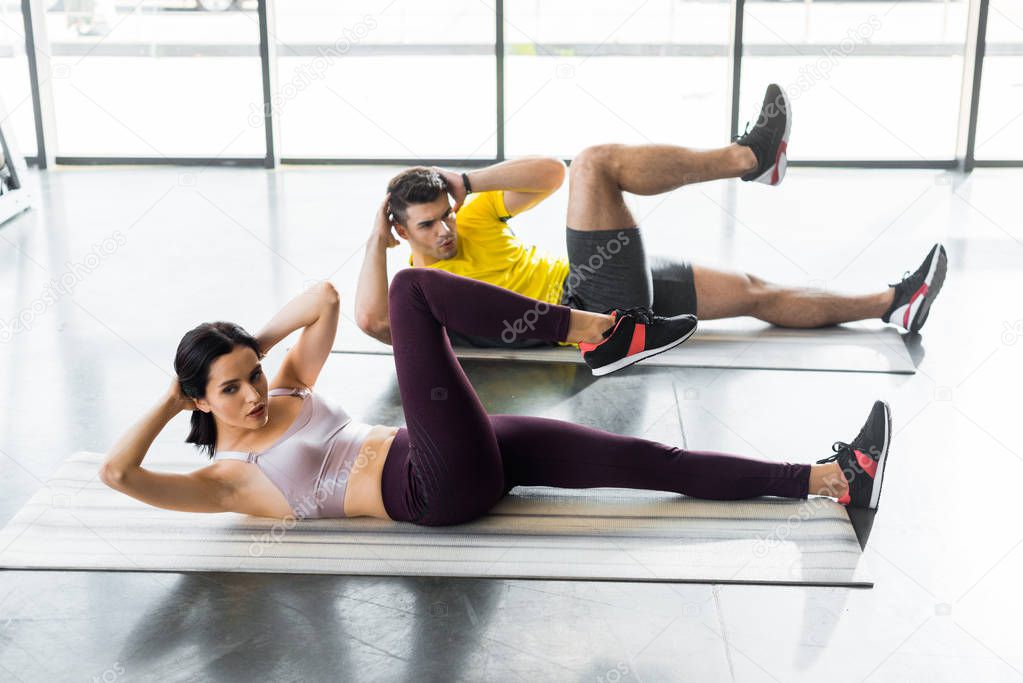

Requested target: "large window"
[
  {"left": 2, "top": 0, "right": 1019, "bottom": 166},
  {"left": 0, "top": 2, "right": 36, "bottom": 157},
  {"left": 741, "top": 0, "right": 969, "bottom": 161},
  {"left": 274, "top": 0, "right": 496, "bottom": 160},
  {"left": 505, "top": 0, "right": 731, "bottom": 158},
  {"left": 975, "top": 0, "right": 1023, "bottom": 160},
  {"left": 47, "top": 0, "right": 264, "bottom": 158}
]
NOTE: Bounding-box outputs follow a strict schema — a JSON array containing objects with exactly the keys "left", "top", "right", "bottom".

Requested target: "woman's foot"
[
  {"left": 816, "top": 400, "right": 892, "bottom": 510},
  {"left": 580, "top": 308, "right": 698, "bottom": 376}
]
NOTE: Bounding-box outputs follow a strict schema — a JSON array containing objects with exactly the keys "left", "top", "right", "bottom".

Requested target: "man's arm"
[
  {"left": 354, "top": 196, "right": 397, "bottom": 345},
  {"left": 437, "top": 156, "right": 566, "bottom": 216}
]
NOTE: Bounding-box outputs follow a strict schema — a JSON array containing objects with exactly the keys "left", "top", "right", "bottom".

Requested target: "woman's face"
[{"left": 194, "top": 346, "right": 269, "bottom": 431}]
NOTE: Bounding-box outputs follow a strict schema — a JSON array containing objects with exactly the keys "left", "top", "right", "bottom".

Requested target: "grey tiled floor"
[{"left": 0, "top": 166, "right": 1021, "bottom": 682}]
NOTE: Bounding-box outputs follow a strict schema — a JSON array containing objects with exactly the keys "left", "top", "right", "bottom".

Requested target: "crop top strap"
[
  {"left": 268, "top": 386, "right": 311, "bottom": 398},
  {"left": 213, "top": 450, "right": 255, "bottom": 463}
]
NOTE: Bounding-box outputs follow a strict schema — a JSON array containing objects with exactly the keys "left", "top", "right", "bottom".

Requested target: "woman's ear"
[{"left": 194, "top": 398, "right": 212, "bottom": 414}]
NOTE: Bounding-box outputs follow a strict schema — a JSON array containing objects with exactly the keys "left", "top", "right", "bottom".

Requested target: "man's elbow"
[
  {"left": 355, "top": 308, "right": 376, "bottom": 336},
  {"left": 369, "top": 320, "right": 392, "bottom": 345},
  {"left": 541, "top": 157, "right": 567, "bottom": 191},
  {"left": 356, "top": 312, "right": 391, "bottom": 344}
]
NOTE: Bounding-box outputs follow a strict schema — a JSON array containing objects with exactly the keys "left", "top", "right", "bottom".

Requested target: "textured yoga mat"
[
  {"left": 330, "top": 319, "right": 914, "bottom": 375},
  {"left": 0, "top": 450, "right": 871, "bottom": 586}
]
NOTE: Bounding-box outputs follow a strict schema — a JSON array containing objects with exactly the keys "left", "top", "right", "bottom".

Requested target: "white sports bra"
[{"left": 213, "top": 387, "right": 372, "bottom": 519}]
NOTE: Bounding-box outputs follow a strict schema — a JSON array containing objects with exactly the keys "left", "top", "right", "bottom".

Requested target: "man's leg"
[
  {"left": 692, "top": 265, "right": 894, "bottom": 328},
  {"left": 566, "top": 143, "right": 756, "bottom": 231}
]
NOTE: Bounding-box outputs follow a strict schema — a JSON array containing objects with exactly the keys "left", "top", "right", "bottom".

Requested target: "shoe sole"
[
  {"left": 751, "top": 85, "right": 792, "bottom": 186},
  {"left": 589, "top": 322, "right": 699, "bottom": 377},
  {"left": 910, "top": 244, "right": 947, "bottom": 333},
  {"left": 867, "top": 400, "right": 892, "bottom": 510}
]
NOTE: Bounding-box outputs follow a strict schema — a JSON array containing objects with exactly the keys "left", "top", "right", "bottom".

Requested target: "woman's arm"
[
  {"left": 99, "top": 381, "right": 234, "bottom": 513},
  {"left": 258, "top": 280, "right": 341, "bottom": 390}
]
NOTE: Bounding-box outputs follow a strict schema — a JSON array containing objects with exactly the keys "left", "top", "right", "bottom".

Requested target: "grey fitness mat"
[
  {"left": 331, "top": 319, "right": 914, "bottom": 375},
  {"left": 0, "top": 450, "right": 871, "bottom": 587}
]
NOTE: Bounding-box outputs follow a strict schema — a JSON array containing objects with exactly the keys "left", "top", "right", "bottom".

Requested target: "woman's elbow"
[
  {"left": 317, "top": 281, "right": 340, "bottom": 307},
  {"left": 99, "top": 464, "right": 125, "bottom": 489}
]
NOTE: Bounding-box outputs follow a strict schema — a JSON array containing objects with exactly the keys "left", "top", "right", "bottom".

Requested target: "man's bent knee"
[{"left": 570, "top": 144, "right": 622, "bottom": 184}]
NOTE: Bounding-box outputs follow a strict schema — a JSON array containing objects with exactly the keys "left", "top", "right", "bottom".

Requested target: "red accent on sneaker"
[
  {"left": 837, "top": 492, "right": 851, "bottom": 506},
  {"left": 771, "top": 141, "right": 787, "bottom": 185},
  {"left": 626, "top": 323, "right": 646, "bottom": 357},
  {"left": 854, "top": 449, "right": 877, "bottom": 478},
  {"left": 903, "top": 283, "right": 929, "bottom": 329},
  {"left": 579, "top": 313, "right": 623, "bottom": 355}
]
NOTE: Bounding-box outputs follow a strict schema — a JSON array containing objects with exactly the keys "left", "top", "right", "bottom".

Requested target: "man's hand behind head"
[
  {"left": 374, "top": 194, "right": 400, "bottom": 249},
  {"left": 433, "top": 166, "right": 467, "bottom": 212}
]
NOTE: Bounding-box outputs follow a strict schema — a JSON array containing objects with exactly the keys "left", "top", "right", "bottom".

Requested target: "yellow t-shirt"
[{"left": 413, "top": 191, "right": 570, "bottom": 305}]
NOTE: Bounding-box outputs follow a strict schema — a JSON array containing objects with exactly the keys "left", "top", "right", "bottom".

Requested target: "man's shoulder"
[{"left": 457, "top": 190, "right": 512, "bottom": 225}]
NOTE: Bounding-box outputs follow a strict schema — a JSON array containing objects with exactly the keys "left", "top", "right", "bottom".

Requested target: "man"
[{"left": 356, "top": 84, "right": 947, "bottom": 363}]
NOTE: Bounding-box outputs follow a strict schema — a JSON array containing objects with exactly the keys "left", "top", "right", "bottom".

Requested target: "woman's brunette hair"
[{"left": 174, "top": 322, "right": 261, "bottom": 458}]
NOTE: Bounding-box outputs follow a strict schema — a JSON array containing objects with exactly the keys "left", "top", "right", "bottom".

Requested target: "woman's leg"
[
  {"left": 491, "top": 415, "right": 811, "bottom": 501},
  {"left": 382, "top": 268, "right": 580, "bottom": 526}
]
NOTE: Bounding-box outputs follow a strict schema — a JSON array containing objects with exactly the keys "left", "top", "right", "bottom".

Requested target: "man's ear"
[{"left": 392, "top": 223, "right": 409, "bottom": 240}]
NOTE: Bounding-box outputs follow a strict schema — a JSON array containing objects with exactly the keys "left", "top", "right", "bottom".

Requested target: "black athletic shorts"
[
  {"left": 446, "top": 227, "right": 698, "bottom": 348},
  {"left": 561, "top": 226, "right": 698, "bottom": 317}
]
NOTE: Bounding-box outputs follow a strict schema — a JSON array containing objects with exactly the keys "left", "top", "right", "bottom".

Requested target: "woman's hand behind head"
[{"left": 167, "top": 376, "right": 198, "bottom": 414}]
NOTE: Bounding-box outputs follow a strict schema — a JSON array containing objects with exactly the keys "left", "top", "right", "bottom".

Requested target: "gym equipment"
[{"left": 0, "top": 94, "right": 31, "bottom": 229}]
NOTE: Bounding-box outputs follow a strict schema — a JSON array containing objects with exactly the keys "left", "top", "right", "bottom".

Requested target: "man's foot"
[
  {"left": 816, "top": 400, "right": 892, "bottom": 510},
  {"left": 735, "top": 83, "right": 791, "bottom": 186},
  {"left": 581, "top": 308, "right": 698, "bottom": 376},
  {"left": 882, "top": 243, "right": 947, "bottom": 333}
]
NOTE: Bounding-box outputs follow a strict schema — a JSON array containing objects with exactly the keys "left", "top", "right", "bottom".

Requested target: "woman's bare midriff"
[{"left": 342, "top": 424, "right": 399, "bottom": 520}]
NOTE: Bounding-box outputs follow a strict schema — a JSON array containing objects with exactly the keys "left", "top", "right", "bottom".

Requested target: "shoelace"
[
  {"left": 887, "top": 269, "right": 912, "bottom": 289},
  {"left": 815, "top": 441, "right": 853, "bottom": 465},
  {"left": 731, "top": 121, "right": 752, "bottom": 143},
  {"left": 613, "top": 306, "right": 656, "bottom": 326}
]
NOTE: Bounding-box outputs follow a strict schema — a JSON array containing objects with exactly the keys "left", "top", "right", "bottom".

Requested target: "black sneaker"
[
  {"left": 882, "top": 243, "right": 947, "bottom": 333},
  {"left": 580, "top": 308, "right": 698, "bottom": 377},
  {"left": 735, "top": 83, "right": 791, "bottom": 186},
  {"left": 816, "top": 400, "right": 892, "bottom": 510}
]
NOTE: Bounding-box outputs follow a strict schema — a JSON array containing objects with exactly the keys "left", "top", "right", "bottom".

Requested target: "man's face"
[{"left": 394, "top": 195, "right": 458, "bottom": 263}]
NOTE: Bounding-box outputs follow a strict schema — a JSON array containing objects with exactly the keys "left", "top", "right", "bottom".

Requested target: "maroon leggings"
[{"left": 379, "top": 269, "right": 810, "bottom": 526}]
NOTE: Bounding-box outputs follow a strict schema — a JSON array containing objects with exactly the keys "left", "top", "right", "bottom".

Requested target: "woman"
[{"left": 101, "top": 262, "right": 892, "bottom": 525}]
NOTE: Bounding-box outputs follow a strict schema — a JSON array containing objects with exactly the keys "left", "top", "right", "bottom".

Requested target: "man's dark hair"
[{"left": 387, "top": 167, "right": 448, "bottom": 225}]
